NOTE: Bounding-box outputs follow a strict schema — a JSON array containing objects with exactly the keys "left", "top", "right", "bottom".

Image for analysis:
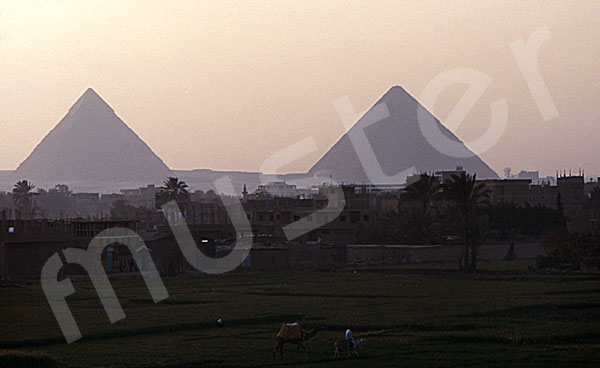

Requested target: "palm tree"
[
  {"left": 443, "top": 172, "right": 490, "bottom": 272},
  {"left": 160, "top": 177, "right": 189, "bottom": 202},
  {"left": 404, "top": 173, "right": 441, "bottom": 212},
  {"left": 13, "top": 180, "right": 39, "bottom": 219},
  {"left": 399, "top": 173, "right": 442, "bottom": 244}
]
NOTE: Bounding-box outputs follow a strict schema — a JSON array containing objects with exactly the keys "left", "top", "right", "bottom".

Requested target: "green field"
[{"left": 1, "top": 260, "right": 600, "bottom": 367}]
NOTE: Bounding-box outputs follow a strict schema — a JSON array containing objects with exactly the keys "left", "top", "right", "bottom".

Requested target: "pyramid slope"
[
  {"left": 309, "top": 86, "right": 498, "bottom": 183},
  {"left": 16, "top": 88, "right": 172, "bottom": 182}
]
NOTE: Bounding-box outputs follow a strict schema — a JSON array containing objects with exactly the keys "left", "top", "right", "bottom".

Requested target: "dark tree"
[
  {"left": 401, "top": 173, "right": 442, "bottom": 244},
  {"left": 443, "top": 172, "right": 490, "bottom": 272},
  {"left": 160, "top": 177, "right": 189, "bottom": 202},
  {"left": 12, "top": 180, "right": 40, "bottom": 219}
]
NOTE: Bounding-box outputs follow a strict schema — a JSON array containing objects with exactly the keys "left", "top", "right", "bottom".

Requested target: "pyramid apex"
[
  {"left": 377, "top": 85, "right": 422, "bottom": 107},
  {"left": 384, "top": 85, "right": 410, "bottom": 97},
  {"left": 69, "top": 87, "right": 113, "bottom": 114},
  {"left": 80, "top": 87, "right": 103, "bottom": 100},
  {"left": 370, "top": 85, "right": 416, "bottom": 108}
]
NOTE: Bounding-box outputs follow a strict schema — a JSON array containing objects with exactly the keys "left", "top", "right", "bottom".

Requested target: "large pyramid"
[
  {"left": 16, "top": 88, "right": 172, "bottom": 182},
  {"left": 308, "top": 86, "right": 498, "bottom": 183}
]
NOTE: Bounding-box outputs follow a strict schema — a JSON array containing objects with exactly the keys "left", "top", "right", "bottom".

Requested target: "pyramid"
[
  {"left": 308, "top": 86, "right": 498, "bottom": 183},
  {"left": 16, "top": 88, "right": 173, "bottom": 182}
]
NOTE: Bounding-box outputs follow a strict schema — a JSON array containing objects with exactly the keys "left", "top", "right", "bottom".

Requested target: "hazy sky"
[{"left": 1, "top": 1, "right": 599, "bottom": 177}]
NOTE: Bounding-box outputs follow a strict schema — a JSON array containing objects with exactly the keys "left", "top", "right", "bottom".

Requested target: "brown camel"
[{"left": 272, "top": 325, "right": 324, "bottom": 359}]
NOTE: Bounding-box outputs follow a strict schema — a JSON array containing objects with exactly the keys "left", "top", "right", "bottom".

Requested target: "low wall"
[
  {"left": 478, "top": 243, "right": 547, "bottom": 261},
  {"left": 347, "top": 243, "right": 547, "bottom": 266}
]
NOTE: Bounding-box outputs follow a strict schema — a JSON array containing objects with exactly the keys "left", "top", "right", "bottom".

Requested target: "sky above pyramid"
[{"left": 15, "top": 88, "right": 173, "bottom": 182}]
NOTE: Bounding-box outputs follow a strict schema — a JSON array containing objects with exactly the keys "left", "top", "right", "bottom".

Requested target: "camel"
[
  {"left": 333, "top": 338, "right": 365, "bottom": 357},
  {"left": 272, "top": 324, "right": 324, "bottom": 359}
]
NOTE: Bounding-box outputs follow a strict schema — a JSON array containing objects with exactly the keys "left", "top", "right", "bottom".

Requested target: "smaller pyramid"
[{"left": 16, "top": 88, "right": 173, "bottom": 182}]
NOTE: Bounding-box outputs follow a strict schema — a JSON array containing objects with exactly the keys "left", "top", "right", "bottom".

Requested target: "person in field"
[{"left": 346, "top": 326, "right": 357, "bottom": 355}]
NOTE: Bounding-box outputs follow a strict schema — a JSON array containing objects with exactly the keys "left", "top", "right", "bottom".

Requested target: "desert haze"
[{"left": 0, "top": 1, "right": 599, "bottom": 177}]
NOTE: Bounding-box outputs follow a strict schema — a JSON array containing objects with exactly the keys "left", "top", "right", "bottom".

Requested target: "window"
[
  {"left": 340, "top": 215, "right": 346, "bottom": 222},
  {"left": 363, "top": 215, "right": 369, "bottom": 222}
]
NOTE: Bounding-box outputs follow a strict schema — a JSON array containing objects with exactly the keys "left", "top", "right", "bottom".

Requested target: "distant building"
[
  {"left": 0, "top": 219, "right": 137, "bottom": 281},
  {"left": 478, "top": 179, "right": 532, "bottom": 206},
  {"left": 557, "top": 175, "right": 585, "bottom": 208},
  {"left": 100, "top": 193, "right": 124, "bottom": 205},
  {"left": 584, "top": 178, "right": 600, "bottom": 197},
  {"left": 72, "top": 193, "right": 101, "bottom": 217},
  {"left": 556, "top": 175, "right": 590, "bottom": 233},
  {"left": 540, "top": 176, "right": 556, "bottom": 185},
  {"left": 528, "top": 183, "right": 559, "bottom": 208},
  {"left": 434, "top": 166, "right": 466, "bottom": 184},
  {"left": 254, "top": 182, "right": 303, "bottom": 198},
  {"left": 120, "top": 184, "right": 159, "bottom": 209},
  {"left": 518, "top": 170, "right": 540, "bottom": 184},
  {"left": 0, "top": 218, "right": 218, "bottom": 281},
  {"left": 350, "top": 183, "right": 405, "bottom": 194},
  {"left": 236, "top": 184, "right": 377, "bottom": 245}
]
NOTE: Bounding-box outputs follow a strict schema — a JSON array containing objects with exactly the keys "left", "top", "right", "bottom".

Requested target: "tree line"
[{"left": 357, "top": 172, "right": 572, "bottom": 272}]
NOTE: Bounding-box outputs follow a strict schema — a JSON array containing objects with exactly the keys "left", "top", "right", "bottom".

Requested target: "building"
[
  {"left": 518, "top": 170, "right": 540, "bottom": 184},
  {"left": 0, "top": 219, "right": 137, "bottom": 281},
  {"left": 478, "top": 179, "right": 532, "bottom": 206},
  {"left": 584, "top": 178, "right": 600, "bottom": 197},
  {"left": 528, "top": 183, "right": 559, "bottom": 208},
  {"left": 239, "top": 184, "right": 377, "bottom": 245},
  {"left": 0, "top": 218, "right": 219, "bottom": 281},
  {"left": 434, "top": 166, "right": 466, "bottom": 184},
  {"left": 254, "top": 182, "right": 308, "bottom": 198},
  {"left": 121, "top": 184, "right": 159, "bottom": 209},
  {"left": 557, "top": 175, "right": 585, "bottom": 208},
  {"left": 556, "top": 175, "right": 589, "bottom": 233}
]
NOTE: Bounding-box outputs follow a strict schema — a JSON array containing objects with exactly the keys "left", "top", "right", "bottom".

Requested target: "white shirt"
[{"left": 345, "top": 329, "right": 354, "bottom": 341}]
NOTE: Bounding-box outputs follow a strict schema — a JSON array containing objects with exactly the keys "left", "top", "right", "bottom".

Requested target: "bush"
[{"left": 538, "top": 232, "right": 600, "bottom": 271}]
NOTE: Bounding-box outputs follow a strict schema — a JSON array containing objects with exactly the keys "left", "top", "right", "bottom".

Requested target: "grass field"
[{"left": 1, "top": 260, "right": 600, "bottom": 367}]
